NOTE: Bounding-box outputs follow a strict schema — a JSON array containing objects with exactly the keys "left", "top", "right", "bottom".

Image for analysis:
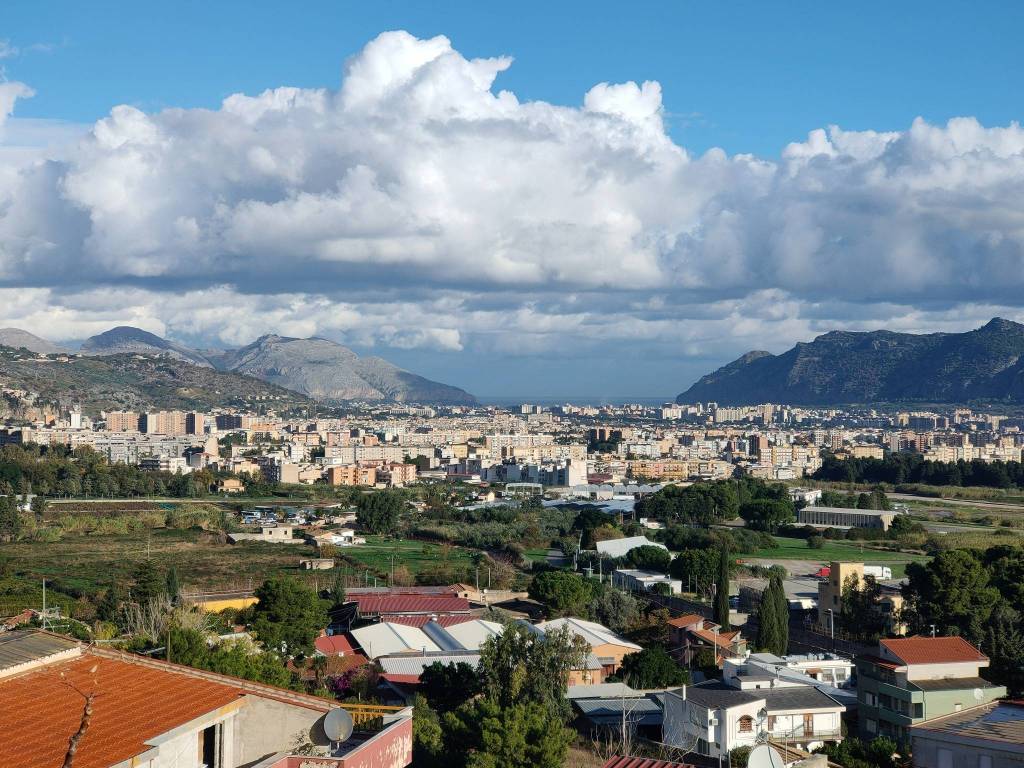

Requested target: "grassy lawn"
[
  {"left": 744, "top": 536, "right": 930, "bottom": 579},
  {"left": 334, "top": 536, "right": 477, "bottom": 583}
]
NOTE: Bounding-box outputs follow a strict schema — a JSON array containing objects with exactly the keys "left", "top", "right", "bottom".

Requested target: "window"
[
  {"left": 767, "top": 716, "right": 776, "bottom": 731},
  {"left": 865, "top": 718, "right": 877, "bottom": 734},
  {"left": 199, "top": 724, "right": 219, "bottom": 768},
  {"left": 738, "top": 716, "right": 753, "bottom": 733},
  {"left": 803, "top": 713, "right": 813, "bottom": 735}
]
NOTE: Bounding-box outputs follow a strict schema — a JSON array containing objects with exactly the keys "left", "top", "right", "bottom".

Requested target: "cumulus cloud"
[{"left": 1, "top": 30, "right": 1024, "bottom": 388}]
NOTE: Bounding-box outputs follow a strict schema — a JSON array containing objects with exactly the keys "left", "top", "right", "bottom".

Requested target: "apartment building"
[
  {"left": 817, "top": 561, "right": 905, "bottom": 636},
  {"left": 105, "top": 409, "right": 140, "bottom": 432},
  {"left": 326, "top": 464, "right": 377, "bottom": 486},
  {"left": 856, "top": 636, "right": 1006, "bottom": 746}
]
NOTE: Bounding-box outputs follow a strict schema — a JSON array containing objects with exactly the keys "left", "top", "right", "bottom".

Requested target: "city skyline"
[{"left": 2, "top": 2, "right": 1024, "bottom": 398}]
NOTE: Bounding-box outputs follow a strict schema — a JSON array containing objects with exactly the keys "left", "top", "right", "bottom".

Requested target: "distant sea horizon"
[{"left": 477, "top": 396, "right": 674, "bottom": 407}]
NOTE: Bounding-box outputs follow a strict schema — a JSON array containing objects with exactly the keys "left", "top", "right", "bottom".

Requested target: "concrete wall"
[
  {"left": 905, "top": 661, "right": 985, "bottom": 680},
  {"left": 233, "top": 696, "right": 328, "bottom": 767},
  {"left": 912, "top": 733, "right": 1022, "bottom": 768}
]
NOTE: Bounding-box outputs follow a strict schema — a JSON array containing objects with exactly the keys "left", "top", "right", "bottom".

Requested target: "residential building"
[
  {"left": 667, "top": 614, "right": 746, "bottom": 667},
  {"left": 855, "top": 636, "right": 1006, "bottom": 745},
  {"left": 662, "top": 678, "right": 844, "bottom": 759},
  {"left": 104, "top": 409, "right": 140, "bottom": 432},
  {"left": 0, "top": 629, "right": 413, "bottom": 768},
  {"left": 326, "top": 464, "right": 377, "bottom": 486},
  {"left": 612, "top": 568, "right": 682, "bottom": 595},
  {"left": 595, "top": 535, "right": 668, "bottom": 560},
  {"left": 910, "top": 700, "right": 1024, "bottom": 768},
  {"left": 817, "top": 561, "right": 906, "bottom": 636},
  {"left": 532, "top": 617, "right": 642, "bottom": 674}
]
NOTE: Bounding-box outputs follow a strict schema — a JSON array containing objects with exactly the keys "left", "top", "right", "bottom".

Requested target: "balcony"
[
  {"left": 768, "top": 728, "right": 843, "bottom": 742},
  {"left": 250, "top": 708, "right": 413, "bottom": 768}
]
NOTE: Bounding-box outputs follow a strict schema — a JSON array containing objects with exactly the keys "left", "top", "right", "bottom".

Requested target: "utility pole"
[{"left": 41, "top": 578, "right": 47, "bottom": 631}]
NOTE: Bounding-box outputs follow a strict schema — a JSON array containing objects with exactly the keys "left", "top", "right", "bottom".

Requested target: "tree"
[
  {"left": 131, "top": 560, "right": 165, "bottom": 604},
  {"left": 903, "top": 550, "right": 1000, "bottom": 641},
  {"left": 739, "top": 499, "right": 794, "bottom": 533},
  {"left": 448, "top": 698, "right": 575, "bottom": 768},
  {"left": 251, "top": 578, "right": 328, "bottom": 656},
  {"left": 527, "top": 571, "right": 593, "bottom": 617},
  {"left": 618, "top": 646, "right": 690, "bottom": 688},
  {"left": 165, "top": 567, "right": 181, "bottom": 604},
  {"left": 477, "top": 623, "right": 588, "bottom": 718},
  {"left": 420, "top": 661, "right": 481, "bottom": 713},
  {"left": 714, "top": 547, "right": 731, "bottom": 630},
  {"left": 412, "top": 695, "right": 445, "bottom": 768},
  {"left": 626, "top": 544, "right": 671, "bottom": 573},
  {"left": 756, "top": 582, "right": 781, "bottom": 654},
  {"left": 589, "top": 586, "right": 640, "bottom": 634},
  {"left": 0, "top": 495, "right": 21, "bottom": 541},
  {"left": 807, "top": 535, "right": 824, "bottom": 549},
  {"left": 329, "top": 568, "right": 347, "bottom": 609},
  {"left": 355, "top": 490, "right": 404, "bottom": 534},
  {"left": 669, "top": 548, "right": 718, "bottom": 593}
]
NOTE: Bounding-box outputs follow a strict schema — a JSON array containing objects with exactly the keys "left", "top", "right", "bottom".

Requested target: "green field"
[
  {"left": 330, "top": 535, "right": 477, "bottom": 584},
  {"left": 744, "top": 536, "right": 930, "bottom": 579}
]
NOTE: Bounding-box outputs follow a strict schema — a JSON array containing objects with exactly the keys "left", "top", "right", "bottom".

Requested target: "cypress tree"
[
  {"left": 714, "top": 547, "right": 731, "bottom": 630},
  {"left": 772, "top": 572, "right": 789, "bottom": 654},
  {"left": 756, "top": 587, "right": 779, "bottom": 653}
]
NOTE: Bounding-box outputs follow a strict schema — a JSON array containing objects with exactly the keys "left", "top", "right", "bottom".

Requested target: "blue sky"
[
  {"left": 2, "top": 3, "right": 1023, "bottom": 400},
  {"left": 7, "top": 1, "right": 1022, "bottom": 158}
]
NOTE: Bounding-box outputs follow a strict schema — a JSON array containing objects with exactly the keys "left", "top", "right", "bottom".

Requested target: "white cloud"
[{"left": 0, "top": 30, "right": 1023, "bottom": 390}]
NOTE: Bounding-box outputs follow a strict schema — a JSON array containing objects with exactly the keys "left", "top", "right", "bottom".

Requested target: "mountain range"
[
  {"left": 678, "top": 318, "right": 1024, "bottom": 406},
  {"left": 3, "top": 326, "right": 476, "bottom": 405}
]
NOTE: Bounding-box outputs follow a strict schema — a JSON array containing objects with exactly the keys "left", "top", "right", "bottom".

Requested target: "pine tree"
[{"left": 714, "top": 547, "right": 731, "bottom": 630}]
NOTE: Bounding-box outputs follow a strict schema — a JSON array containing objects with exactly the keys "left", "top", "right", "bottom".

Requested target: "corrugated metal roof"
[
  {"left": 602, "top": 758, "right": 693, "bottom": 768},
  {"left": 537, "top": 617, "right": 642, "bottom": 651},
  {"left": 378, "top": 653, "right": 481, "bottom": 677},
  {"left": 568, "top": 682, "right": 638, "bottom": 699},
  {"left": 353, "top": 595, "right": 471, "bottom": 615},
  {"left": 0, "top": 629, "right": 79, "bottom": 673},
  {"left": 349, "top": 622, "right": 441, "bottom": 659},
  {"left": 595, "top": 536, "right": 667, "bottom": 559}
]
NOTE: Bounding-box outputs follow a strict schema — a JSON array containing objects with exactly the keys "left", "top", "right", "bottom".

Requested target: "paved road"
[{"left": 890, "top": 492, "right": 1024, "bottom": 511}]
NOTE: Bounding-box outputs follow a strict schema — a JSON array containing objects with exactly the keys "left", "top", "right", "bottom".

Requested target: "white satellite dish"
[
  {"left": 324, "top": 708, "right": 354, "bottom": 743},
  {"left": 748, "top": 744, "right": 786, "bottom": 768},
  {"left": 974, "top": 687, "right": 984, "bottom": 702}
]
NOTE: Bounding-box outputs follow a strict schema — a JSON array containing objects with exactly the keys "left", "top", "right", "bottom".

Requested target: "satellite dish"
[
  {"left": 748, "top": 744, "right": 786, "bottom": 768},
  {"left": 324, "top": 708, "right": 354, "bottom": 743},
  {"left": 974, "top": 688, "right": 985, "bottom": 701}
]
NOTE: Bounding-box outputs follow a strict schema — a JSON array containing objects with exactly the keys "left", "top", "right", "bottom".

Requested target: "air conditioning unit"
[{"left": 708, "top": 717, "right": 718, "bottom": 726}]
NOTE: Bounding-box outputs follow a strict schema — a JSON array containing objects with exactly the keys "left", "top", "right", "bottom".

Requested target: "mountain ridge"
[
  {"left": 14, "top": 326, "right": 476, "bottom": 405},
  {"left": 678, "top": 318, "right": 1024, "bottom": 405}
]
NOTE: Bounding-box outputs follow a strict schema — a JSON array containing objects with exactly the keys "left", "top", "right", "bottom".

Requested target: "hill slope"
[
  {"left": 0, "top": 347, "right": 312, "bottom": 414},
  {"left": 217, "top": 335, "right": 477, "bottom": 405},
  {"left": 81, "top": 326, "right": 214, "bottom": 367},
  {"left": 678, "top": 318, "right": 1024, "bottom": 405},
  {"left": 0, "top": 328, "right": 67, "bottom": 355}
]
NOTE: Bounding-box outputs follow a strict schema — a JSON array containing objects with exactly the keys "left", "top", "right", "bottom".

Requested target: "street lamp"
[{"left": 827, "top": 609, "right": 835, "bottom": 651}]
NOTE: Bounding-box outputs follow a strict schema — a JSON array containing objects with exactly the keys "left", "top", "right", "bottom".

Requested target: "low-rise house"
[
  {"left": 311, "top": 528, "right": 366, "bottom": 548},
  {"left": 0, "top": 629, "right": 412, "bottom": 768},
  {"left": 817, "top": 561, "right": 906, "bottom": 636},
  {"left": 667, "top": 614, "right": 746, "bottom": 666},
  {"left": 910, "top": 700, "right": 1024, "bottom": 768},
  {"left": 532, "top": 617, "right": 642, "bottom": 674},
  {"left": 856, "top": 636, "right": 1006, "bottom": 746},
  {"left": 227, "top": 524, "right": 303, "bottom": 545},
  {"left": 662, "top": 679, "right": 845, "bottom": 760},
  {"left": 300, "top": 557, "right": 335, "bottom": 570},
  {"left": 613, "top": 568, "right": 682, "bottom": 595}
]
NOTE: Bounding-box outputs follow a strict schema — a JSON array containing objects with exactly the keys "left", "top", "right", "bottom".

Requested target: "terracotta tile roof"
[
  {"left": 880, "top": 636, "right": 988, "bottom": 665},
  {"left": 380, "top": 673, "right": 422, "bottom": 685},
  {"left": 602, "top": 757, "right": 693, "bottom": 768},
  {"left": 667, "top": 614, "right": 704, "bottom": 628},
  {"left": 0, "top": 653, "right": 245, "bottom": 768}
]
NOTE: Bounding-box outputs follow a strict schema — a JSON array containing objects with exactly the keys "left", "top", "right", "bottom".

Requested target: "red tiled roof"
[
  {"left": 0, "top": 653, "right": 245, "bottom": 768},
  {"left": 881, "top": 636, "right": 988, "bottom": 665},
  {"left": 603, "top": 757, "right": 693, "bottom": 768},
  {"left": 667, "top": 614, "right": 704, "bottom": 628},
  {"left": 353, "top": 595, "right": 471, "bottom": 615},
  {"left": 380, "top": 673, "right": 422, "bottom": 685},
  {"left": 315, "top": 634, "right": 357, "bottom": 656}
]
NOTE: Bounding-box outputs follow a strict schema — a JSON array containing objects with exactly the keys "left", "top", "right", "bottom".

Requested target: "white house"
[
  {"left": 612, "top": 568, "right": 682, "bottom": 595},
  {"left": 595, "top": 535, "right": 668, "bottom": 560},
  {"left": 662, "top": 679, "right": 845, "bottom": 759}
]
